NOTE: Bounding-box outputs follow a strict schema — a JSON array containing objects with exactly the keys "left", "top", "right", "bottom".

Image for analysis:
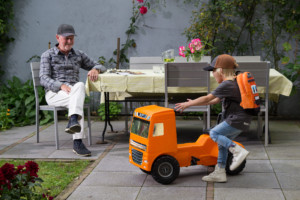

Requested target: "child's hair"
[{"left": 216, "top": 62, "right": 239, "bottom": 78}]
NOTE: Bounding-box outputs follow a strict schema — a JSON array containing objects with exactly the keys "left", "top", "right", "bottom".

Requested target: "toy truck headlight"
[{"left": 130, "top": 139, "right": 147, "bottom": 151}]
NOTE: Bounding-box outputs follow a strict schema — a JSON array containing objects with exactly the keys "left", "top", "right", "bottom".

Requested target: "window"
[
  {"left": 131, "top": 117, "right": 150, "bottom": 138},
  {"left": 153, "top": 123, "right": 164, "bottom": 137}
]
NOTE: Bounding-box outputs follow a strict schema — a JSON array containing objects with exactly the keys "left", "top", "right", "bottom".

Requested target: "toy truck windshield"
[{"left": 131, "top": 117, "right": 150, "bottom": 138}]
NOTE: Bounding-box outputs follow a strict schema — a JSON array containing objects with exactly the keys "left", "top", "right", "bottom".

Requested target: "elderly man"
[{"left": 40, "top": 24, "right": 106, "bottom": 156}]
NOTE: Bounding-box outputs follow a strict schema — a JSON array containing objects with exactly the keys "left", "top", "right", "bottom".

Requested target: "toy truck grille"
[{"left": 131, "top": 149, "right": 143, "bottom": 165}]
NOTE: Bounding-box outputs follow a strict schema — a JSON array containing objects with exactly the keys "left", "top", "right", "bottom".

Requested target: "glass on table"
[{"left": 162, "top": 49, "right": 175, "bottom": 63}]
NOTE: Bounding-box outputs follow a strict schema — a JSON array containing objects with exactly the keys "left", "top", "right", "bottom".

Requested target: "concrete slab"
[
  {"left": 214, "top": 173, "right": 280, "bottom": 189},
  {"left": 80, "top": 171, "right": 147, "bottom": 187},
  {"left": 266, "top": 145, "right": 300, "bottom": 160},
  {"left": 0, "top": 142, "right": 57, "bottom": 158},
  {"left": 243, "top": 142, "right": 268, "bottom": 160},
  {"left": 67, "top": 186, "right": 140, "bottom": 200},
  {"left": 214, "top": 188, "right": 285, "bottom": 200},
  {"left": 271, "top": 160, "right": 300, "bottom": 173},
  {"left": 137, "top": 187, "right": 206, "bottom": 200},
  {"left": 143, "top": 166, "right": 207, "bottom": 187},
  {"left": 283, "top": 189, "right": 300, "bottom": 200},
  {"left": 276, "top": 173, "right": 300, "bottom": 189},
  {"left": 244, "top": 160, "right": 273, "bottom": 173},
  {"left": 94, "top": 154, "right": 140, "bottom": 172}
]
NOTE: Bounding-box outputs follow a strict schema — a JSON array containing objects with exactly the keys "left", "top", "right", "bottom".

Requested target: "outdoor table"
[{"left": 85, "top": 69, "right": 292, "bottom": 143}]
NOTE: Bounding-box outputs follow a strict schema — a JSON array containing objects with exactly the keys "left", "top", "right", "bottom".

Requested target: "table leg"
[
  {"left": 97, "top": 92, "right": 113, "bottom": 144},
  {"left": 106, "top": 92, "right": 114, "bottom": 132}
]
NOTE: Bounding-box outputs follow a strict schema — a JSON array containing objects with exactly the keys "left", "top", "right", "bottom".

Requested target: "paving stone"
[
  {"left": 143, "top": 166, "right": 207, "bottom": 187},
  {"left": 81, "top": 171, "right": 147, "bottom": 187},
  {"left": 0, "top": 142, "right": 56, "bottom": 158},
  {"left": 271, "top": 160, "right": 300, "bottom": 173},
  {"left": 282, "top": 189, "right": 300, "bottom": 200},
  {"left": 243, "top": 143, "right": 268, "bottom": 160},
  {"left": 266, "top": 145, "right": 300, "bottom": 160},
  {"left": 276, "top": 173, "right": 300, "bottom": 189},
  {"left": 137, "top": 187, "right": 206, "bottom": 200},
  {"left": 244, "top": 160, "right": 273, "bottom": 173},
  {"left": 94, "top": 154, "right": 140, "bottom": 172},
  {"left": 214, "top": 188, "right": 284, "bottom": 200},
  {"left": 214, "top": 173, "right": 280, "bottom": 189},
  {"left": 67, "top": 186, "right": 140, "bottom": 200}
]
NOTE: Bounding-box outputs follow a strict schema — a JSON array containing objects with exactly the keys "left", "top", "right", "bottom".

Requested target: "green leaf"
[
  {"left": 25, "top": 95, "right": 35, "bottom": 106},
  {"left": 282, "top": 42, "right": 292, "bottom": 52},
  {"left": 281, "top": 56, "right": 290, "bottom": 64}
]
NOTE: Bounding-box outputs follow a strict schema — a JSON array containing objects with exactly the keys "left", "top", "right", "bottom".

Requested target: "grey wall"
[
  {"left": 1, "top": 0, "right": 299, "bottom": 117},
  {"left": 0, "top": 0, "right": 195, "bottom": 83}
]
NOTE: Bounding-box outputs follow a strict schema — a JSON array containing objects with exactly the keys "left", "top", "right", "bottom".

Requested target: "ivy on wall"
[{"left": 0, "top": 0, "right": 14, "bottom": 79}]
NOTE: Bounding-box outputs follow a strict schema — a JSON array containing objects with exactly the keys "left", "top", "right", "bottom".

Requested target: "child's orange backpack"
[{"left": 236, "top": 72, "right": 260, "bottom": 116}]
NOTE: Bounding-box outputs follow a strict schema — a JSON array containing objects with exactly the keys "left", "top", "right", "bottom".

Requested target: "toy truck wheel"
[
  {"left": 151, "top": 156, "right": 180, "bottom": 185},
  {"left": 225, "top": 152, "right": 246, "bottom": 175},
  {"left": 140, "top": 168, "right": 151, "bottom": 174}
]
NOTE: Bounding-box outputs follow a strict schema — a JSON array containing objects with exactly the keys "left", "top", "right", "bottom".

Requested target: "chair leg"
[
  {"left": 203, "top": 112, "right": 207, "bottom": 130},
  {"left": 265, "top": 109, "right": 269, "bottom": 146},
  {"left": 125, "top": 101, "right": 129, "bottom": 134},
  {"left": 257, "top": 113, "right": 263, "bottom": 139},
  {"left": 36, "top": 109, "right": 40, "bottom": 143},
  {"left": 207, "top": 107, "right": 211, "bottom": 129},
  {"left": 54, "top": 109, "right": 59, "bottom": 150},
  {"left": 87, "top": 106, "right": 92, "bottom": 146}
]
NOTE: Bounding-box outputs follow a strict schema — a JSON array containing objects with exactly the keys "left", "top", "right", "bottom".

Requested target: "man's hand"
[
  {"left": 61, "top": 84, "right": 71, "bottom": 94},
  {"left": 88, "top": 68, "right": 99, "bottom": 82}
]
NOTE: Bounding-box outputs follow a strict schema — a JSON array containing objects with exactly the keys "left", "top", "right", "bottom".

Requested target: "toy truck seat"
[{"left": 177, "top": 134, "right": 219, "bottom": 166}]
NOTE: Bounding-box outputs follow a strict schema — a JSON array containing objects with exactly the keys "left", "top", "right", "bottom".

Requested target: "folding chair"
[
  {"left": 30, "top": 62, "right": 92, "bottom": 149},
  {"left": 237, "top": 61, "right": 270, "bottom": 146},
  {"left": 164, "top": 62, "right": 211, "bottom": 129}
]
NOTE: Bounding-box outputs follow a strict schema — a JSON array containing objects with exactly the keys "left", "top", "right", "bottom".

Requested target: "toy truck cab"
[{"left": 129, "top": 105, "right": 178, "bottom": 172}]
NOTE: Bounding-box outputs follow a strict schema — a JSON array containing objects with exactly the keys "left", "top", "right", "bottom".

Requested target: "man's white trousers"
[{"left": 45, "top": 82, "right": 86, "bottom": 140}]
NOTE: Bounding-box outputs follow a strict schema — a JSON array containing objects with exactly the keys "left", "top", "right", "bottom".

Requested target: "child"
[{"left": 174, "top": 54, "right": 250, "bottom": 183}]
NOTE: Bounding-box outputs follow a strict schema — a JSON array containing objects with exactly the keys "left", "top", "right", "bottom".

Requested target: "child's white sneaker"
[
  {"left": 202, "top": 165, "right": 227, "bottom": 182},
  {"left": 229, "top": 144, "right": 249, "bottom": 171}
]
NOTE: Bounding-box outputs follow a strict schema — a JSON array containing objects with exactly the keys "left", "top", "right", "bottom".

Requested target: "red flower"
[
  {"left": 16, "top": 165, "right": 25, "bottom": 174},
  {"left": 137, "top": 0, "right": 144, "bottom": 3},
  {"left": 1, "top": 163, "right": 15, "bottom": 180},
  {"left": 139, "top": 6, "right": 148, "bottom": 15},
  {"left": 0, "top": 170, "right": 6, "bottom": 184},
  {"left": 25, "top": 161, "right": 39, "bottom": 177}
]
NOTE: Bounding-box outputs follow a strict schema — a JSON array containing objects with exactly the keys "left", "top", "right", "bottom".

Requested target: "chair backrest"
[
  {"left": 236, "top": 61, "right": 269, "bottom": 87},
  {"left": 164, "top": 62, "right": 210, "bottom": 107},
  {"left": 129, "top": 56, "right": 211, "bottom": 69},
  {"left": 30, "top": 62, "right": 41, "bottom": 107},
  {"left": 233, "top": 56, "right": 261, "bottom": 62}
]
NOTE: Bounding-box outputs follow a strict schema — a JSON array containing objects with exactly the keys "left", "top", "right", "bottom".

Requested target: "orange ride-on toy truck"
[{"left": 129, "top": 105, "right": 247, "bottom": 184}]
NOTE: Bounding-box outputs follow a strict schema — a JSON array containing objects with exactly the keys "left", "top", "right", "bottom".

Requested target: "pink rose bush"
[{"left": 179, "top": 38, "right": 208, "bottom": 62}]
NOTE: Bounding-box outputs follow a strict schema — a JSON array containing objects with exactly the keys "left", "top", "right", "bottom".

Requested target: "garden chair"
[
  {"left": 164, "top": 62, "right": 211, "bottom": 129},
  {"left": 30, "top": 62, "right": 92, "bottom": 150},
  {"left": 237, "top": 61, "right": 270, "bottom": 146}
]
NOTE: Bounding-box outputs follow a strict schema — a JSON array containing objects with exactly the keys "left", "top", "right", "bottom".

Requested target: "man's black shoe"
[
  {"left": 65, "top": 114, "right": 81, "bottom": 134},
  {"left": 73, "top": 139, "right": 91, "bottom": 157}
]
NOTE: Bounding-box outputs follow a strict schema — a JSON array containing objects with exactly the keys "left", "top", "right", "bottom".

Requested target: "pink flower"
[
  {"left": 139, "top": 6, "right": 148, "bottom": 15},
  {"left": 179, "top": 46, "right": 186, "bottom": 57},
  {"left": 137, "top": 0, "right": 144, "bottom": 3}
]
